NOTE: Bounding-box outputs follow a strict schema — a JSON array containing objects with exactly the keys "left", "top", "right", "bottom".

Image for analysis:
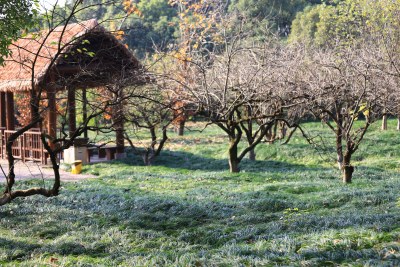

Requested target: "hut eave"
[{"left": 0, "top": 19, "right": 142, "bottom": 92}]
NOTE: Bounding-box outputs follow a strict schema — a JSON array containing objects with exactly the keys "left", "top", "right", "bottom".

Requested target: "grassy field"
[{"left": 1, "top": 121, "right": 400, "bottom": 266}]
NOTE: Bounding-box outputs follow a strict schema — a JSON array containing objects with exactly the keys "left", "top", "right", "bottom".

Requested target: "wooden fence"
[{"left": 1, "top": 128, "right": 47, "bottom": 164}]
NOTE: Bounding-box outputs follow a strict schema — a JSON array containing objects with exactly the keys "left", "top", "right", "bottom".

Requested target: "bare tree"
[
  {"left": 123, "top": 84, "right": 175, "bottom": 166},
  {"left": 165, "top": 15, "right": 301, "bottom": 172},
  {"left": 294, "top": 44, "right": 392, "bottom": 183}
]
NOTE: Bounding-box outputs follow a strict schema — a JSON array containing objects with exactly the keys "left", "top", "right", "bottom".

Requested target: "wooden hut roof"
[{"left": 0, "top": 19, "right": 141, "bottom": 92}]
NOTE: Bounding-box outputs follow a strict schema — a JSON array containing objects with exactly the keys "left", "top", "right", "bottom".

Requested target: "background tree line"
[{"left": 45, "top": 0, "right": 326, "bottom": 58}]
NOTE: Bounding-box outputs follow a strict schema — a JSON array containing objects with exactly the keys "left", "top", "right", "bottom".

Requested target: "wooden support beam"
[
  {"left": 6, "top": 92, "right": 14, "bottom": 130},
  {"left": 113, "top": 88, "right": 125, "bottom": 156},
  {"left": 55, "top": 64, "right": 82, "bottom": 74},
  {"left": 47, "top": 86, "right": 57, "bottom": 147},
  {"left": 0, "top": 92, "right": 6, "bottom": 128},
  {"left": 82, "top": 88, "right": 88, "bottom": 139},
  {"left": 68, "top": 88, "right": 76, "bottom": 138}
]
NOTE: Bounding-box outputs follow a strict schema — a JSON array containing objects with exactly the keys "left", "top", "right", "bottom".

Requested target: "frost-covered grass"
[{"left": 1, "top": 120, "right": 400, "bottom": 266}]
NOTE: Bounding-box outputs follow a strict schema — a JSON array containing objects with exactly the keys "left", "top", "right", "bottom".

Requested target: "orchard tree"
[
  {"left": 174, "top": 15, "right": 301, "bottom": 172},
  {"left": 167, "top": 0, "right": 223, "bottom": 136},
  {"left": 123, "top": 84, "right": 175, "bottom": 166},
  {"left": 290, "top": 0, "right": 400, "bottom": 132},
  {"left": 294, "top": 44, "right": 393, "bottom": 183}
]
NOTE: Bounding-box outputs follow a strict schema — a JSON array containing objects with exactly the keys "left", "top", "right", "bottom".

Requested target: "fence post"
[{"left": 20, "top": 135, "right": 24, "bottom": 162}]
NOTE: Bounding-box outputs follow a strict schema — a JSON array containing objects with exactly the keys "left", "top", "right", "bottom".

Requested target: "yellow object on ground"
[{"left": 71, "top": 160, "right": 82, "bottom": 174}]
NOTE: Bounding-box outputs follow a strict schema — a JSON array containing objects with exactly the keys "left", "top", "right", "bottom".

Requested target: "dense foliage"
[
  {"left": 0, "top": 0, "right": 38, "bottom": 64},
  {"left": 289, "top": 0, "right": 400, "bottom": 46},
  {"left": 230, "top": 0, "right": 322, "bottom": 37}
]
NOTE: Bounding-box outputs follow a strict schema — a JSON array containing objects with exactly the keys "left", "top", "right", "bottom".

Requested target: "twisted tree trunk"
[{"left": 228, "top": 129, "right": 241, "bottom": 173}]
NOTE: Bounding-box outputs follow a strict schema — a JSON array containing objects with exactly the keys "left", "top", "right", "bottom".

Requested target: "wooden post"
[
  {"left": 113, "top": 87, "right": 125, "bottom": 158},
  {"left": 6, "top": 92, "right": 14, "bottom": 130},
  {"left": 0, "top": 92, "right": 6, "bottom": 128},
  {"left": 68, "top": 88, "right": 76, "bottom": 138},
  {"left": 20, "top": 135, "right": 24, "bottom": 161},
  {"left": 0, "top": 93, "right": 6, "bottom": 159},
  {"left": 82, "top": 88, "right": 88, "bottom": 139},
  {"left": 47, "top": 86, "right": 57, "bottom": 148}
]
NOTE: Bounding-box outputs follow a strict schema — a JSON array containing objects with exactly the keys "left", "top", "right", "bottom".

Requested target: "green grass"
[{"left": 1, "top": 120, "right": 400, "bottom": 266}]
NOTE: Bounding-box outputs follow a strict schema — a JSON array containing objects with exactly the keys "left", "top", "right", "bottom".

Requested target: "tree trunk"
[
  {"left": 279, "top": 121, "right": 287, "bottom": 139},
  {"left": 342, "top": 165, "right": 354, "bottom": 183},
  {"left": 271, "top": 121, "right": 278, "bottom": 141},
  {"left": 397, "top": 117, "right": 400, "bottom": 131},
  {"left": 229, "top": 141, "right": 240, "bottom": 173},
  {"left": 341, "top": 152, "right": 353, "bottom": 183},
  {"left": 143, "top": 154, "right": 151, "bottom": 166},
  {"left": 248, "top": 148, "right": 256, "bottom": 161},
  {"left": 334, "top": 111, "right": 344, "bottom": 170},
  {"left": 150, "top": 126, "right": 157, "bottom": 146},
  {"left": 382, "top": 115, "right": 388, "bottom": 130},
  {"left": 265, "top": 126, "right": 272, "bottom": 143},
  {"left": 246, "top": 107, "right": 255, "bottom": 161},
  {"left": 229, "top": 158, "right": 240, "bottom": 173},
  {"left": 177, "top": 120, "right": 185, "bottom": 136},
  {"left": 337, "top": 155, "right": 343, "bottom": 170},
  {"left": 336, "top": 132, "right": 343, "bottom": 170},
  {"left": 142, "top": 149, "right": 153, "bottom": 166}
]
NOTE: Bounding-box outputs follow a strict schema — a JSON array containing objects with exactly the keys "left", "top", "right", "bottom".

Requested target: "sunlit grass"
[{"left": 1, "top": 120, "right": 400, "bottom": 265}]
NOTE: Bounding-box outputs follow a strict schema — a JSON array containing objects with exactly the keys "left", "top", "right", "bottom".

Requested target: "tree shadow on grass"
[
  {"left": 1, "top": 179, "right": 400, "bottom": 264},
  {"left": 104, "top": 149, "right": 332, "bottom": 174},
  {"left": 0, "top": 238, "right": 41, "bottom": 261},
  {"left": 0, "top": 237, "right": 110, "bottom": 261}
]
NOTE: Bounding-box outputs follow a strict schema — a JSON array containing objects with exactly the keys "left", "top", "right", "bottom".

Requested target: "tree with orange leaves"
[{"left": 167, "top": 0, "right": 223, "bottom": 135}]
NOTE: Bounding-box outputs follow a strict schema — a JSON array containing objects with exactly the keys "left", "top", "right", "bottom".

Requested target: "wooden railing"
[
  {"left": 1, "top": 129, "right": 47, "bottom": 164},
  {"left": 24, "top": 131, "right": 45, "bottom": 163},
  {"left": 4, "top": 130, "right": 23, "bottom": 160}
]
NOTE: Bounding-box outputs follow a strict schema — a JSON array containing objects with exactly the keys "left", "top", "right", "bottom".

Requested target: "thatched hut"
[{"left": 0, "top": 19, "right": 143, "bottom": 163}]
